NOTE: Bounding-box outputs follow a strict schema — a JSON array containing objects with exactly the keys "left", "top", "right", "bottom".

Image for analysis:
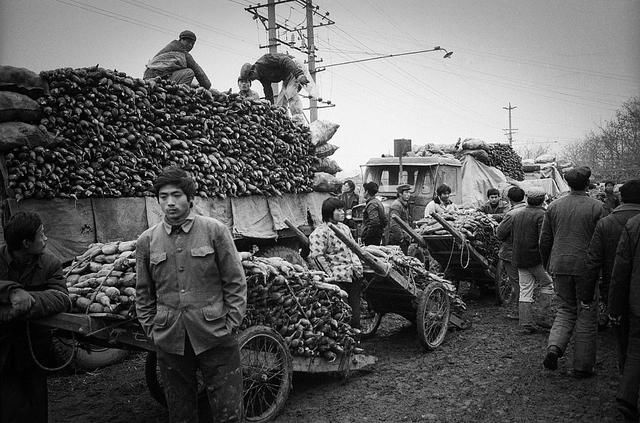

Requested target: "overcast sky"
[{"left": 1, "top": 0, "right": 639, "bottom": 177}]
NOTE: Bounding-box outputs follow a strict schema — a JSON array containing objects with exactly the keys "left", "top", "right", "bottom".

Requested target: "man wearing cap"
[
  {"left": 502, "top": 187, "right": 553, "bottom": 333},
  {"left": 143, "top": 30, "right": 211, "bottom": 89},
  {"left": 387, "top": 184, "right": 412, "bottom": 254},
  {"left": 540, "top": 166, "right": 606, "bottom": 377},
  {"left": 239, "top": 54, "right": 313, "bottom": 118},
  {"left": 582, "top": 179, "right": 640, "bottom": 375}
]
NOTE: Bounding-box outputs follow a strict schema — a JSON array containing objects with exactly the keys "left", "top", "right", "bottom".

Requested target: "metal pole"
[{"left": 267, "top": 0, "right": 279, "bottom": 97}]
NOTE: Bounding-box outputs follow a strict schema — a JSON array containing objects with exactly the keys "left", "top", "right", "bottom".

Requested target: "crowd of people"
[{"left": 143, "top": 30, "right": 316, "bottom": 122}]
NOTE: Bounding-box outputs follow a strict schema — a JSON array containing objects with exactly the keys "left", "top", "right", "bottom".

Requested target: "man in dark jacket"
[
  {"left": 387, "top": 184, "right": 412, "bottom": 254},
  {"left": 361, "top": 182, "right": 387, "bottom": 246},
  {"left": 540, "top": 166, "right": 606, "bottom": 377},
  {"left": 603, "top": 180, "right": 621, "bottom": 212},
  {"left": 136, "top": 167, "right": 246, "bottom": 422},
  {"left": 610, "top": 213, "right": 640, "bottom": 422},
  {"left": 0, "top": 212, "right": 70, "bottom": 423},
  {"left": 582, "top": 179, "right": 640, "bottom": 373},
  {"left": 143, "top": 30, "right": 212, "bottom": 89},
  {"left": 506, "top": 187, "right": 553, "bottom": 333},
  {"left": 496, "top": 186, "right": 526, "bottom": 319},
  {"left": 239, "top": 54, "right": 311, "bottom": 118},
  {"left": 478, "top": 187, "right": 511, "bottom": 221}
]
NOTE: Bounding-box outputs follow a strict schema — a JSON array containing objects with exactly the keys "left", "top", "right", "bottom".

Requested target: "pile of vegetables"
[
  {"left": 4, "top": 66, "right": 319, "bottom": 200},
  {"left": 64, "top": 242, "right": 360, "bottom": 361},
  {"left": 362, "top": 245, "right": 467, "bottom": 313},
  {"left": 240, "top": 254, "right": 359, "bottom": 361},
  {"left": 486, "top": 143, "right": 524, "bottom": 181},
  {"left": 418, "top": 210, "right": 500, "bottom": 264}
]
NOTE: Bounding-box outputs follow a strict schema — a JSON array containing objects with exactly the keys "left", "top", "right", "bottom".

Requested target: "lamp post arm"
[{"left": 315, "top": 47, "right": 452, "bottom": 72}]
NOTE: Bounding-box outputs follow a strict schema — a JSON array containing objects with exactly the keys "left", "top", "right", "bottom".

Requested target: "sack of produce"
[
  {"left": 0, "top": 91, "right": 41, "bottom": 123},
  {"left": 522, "top": 164, "right": 541, "bottom": 173},
  {"left": 556, "top": 159, "right": 573, "bottom": 169},
  {"left": 540, "top": 162, "right": 555, "bottom": 170},
  {"left": 314, "top": 142, "right": 339, "bottom": 158},
  {"left": 309, "top": 120, "right": 339, "bottom": 145},
  {"left": 522, "top": 158, "right": 535, "bottom": 166},
  {"left": 313, "top": 157, "right": 342, "bottom": 175},
  {"left": 0, "top": 66, "right": 49, "bottom": 99},
  {"left": 463, "top": 148, "right": 490, "bottom": 165},
  {"left": 534, "top": 153, "right": 556, "bottom": 164},
  {"left": 312, "top": 172, "right": 341, "bottom": 192},
  {"left": 0, "top": 122, "right": 56, "bottom": 153},
  {"left": 461, "top": 138, "right": 487, "bottom": 151}
]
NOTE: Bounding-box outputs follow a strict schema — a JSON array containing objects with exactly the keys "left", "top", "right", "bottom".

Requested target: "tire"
[
  {"left": 53, "top": 338, "right": 128, "bottom": 371},
  {"left": 416, "top": 282, "right": 450, "bottom": 350},
  {"left": 239, "top": 326, "right": 293, "bottom": 423},
  {"left": 359, "top": 297, "right": 383, "bottom": 339},
  {"left": 258, "top": 246, "right": 307, "bottom": 268},
  {"left": 495, "top": 259, "right": 517, "bottom": 306}
]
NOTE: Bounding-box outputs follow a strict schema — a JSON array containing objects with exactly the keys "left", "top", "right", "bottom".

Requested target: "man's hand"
[
  {"left": 0, "top": 305, "right": 18, "bottom": 322},
  {"left": 9, "top": 288, "right": 35, "bottom": 314},
  {"left": 297, "top": 74, "right": 310, "bottom": 86}
]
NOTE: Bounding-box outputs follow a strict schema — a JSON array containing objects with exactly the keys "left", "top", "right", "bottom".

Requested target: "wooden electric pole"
[
  {"left": 267, "top": 0, "right": 279, "bottom": 96},
  {"left": 502, "top": 102, "right": 518, "bottom": 146},
  {"left": 305, "top": 1, "right": 318, "bottom": 122}
]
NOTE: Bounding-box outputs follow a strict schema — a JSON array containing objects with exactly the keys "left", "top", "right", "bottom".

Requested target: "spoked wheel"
[
  {"left": 359, "top": 296, "right": 383, "bottom": 339},
  {"left": 417, "top": 282, "right": 450, "bottom": 350},
  {"left": 495, "top": 259, "right": 518, "bottom": 306},
  {"left": 239, "top": 326, "right": 293, "bottom": 423}
]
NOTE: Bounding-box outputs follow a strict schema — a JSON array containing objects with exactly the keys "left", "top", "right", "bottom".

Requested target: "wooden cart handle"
[{"left": 391, "top": 215, "right": 427, "bottom": 248}]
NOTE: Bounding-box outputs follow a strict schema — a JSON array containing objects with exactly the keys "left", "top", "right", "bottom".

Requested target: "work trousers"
[
  {"left": 362, "top": 227, "right": 384, "bottom": 246},
  {"left": 615, "top": 315, "right": 630, "bottom": 374},
  {"left": 169, "top": 68, "right": 196, "bottom": 85},
  {"left": 617, "top": 315, "right": 640, "bottom": 422},
  {"left": 0, "top": 367, "right": 48, "bottom": 423},
  {"left": 336, "top": 279, "right": 363, "bottom": 329},
  {"left": 517, "top": 264, "right": 553, "bottom": 303},
  {"left": 157, "top": 334, "right": 243, "bottom": 423},
  {"left": 547, "top": 274, "right": 598, "bottom": 373}
]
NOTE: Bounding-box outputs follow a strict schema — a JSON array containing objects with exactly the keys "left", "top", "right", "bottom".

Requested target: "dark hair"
[
  {"left": 321, "top": 197, "right": 345, "bottom": 222},
  {"left": 588, "top": 183, "right": 597, "bottom": 190},
  {"left": 343, "top": 180, "right": 355, "bottom": 191},
  {"left": 363, "top": 181, "right": 379, "bottom": 196},
  {"left": 434, "top": 184, "right": 452, "bottom": 204},
  {"left": 153, "top": 167, "right": 197, "bottom": 200},
  {"left": 507, "top": 186, "right": 525, "bottom": 202},
  {"left": 4, "top": 211, "right": 43, "bottom": 251},
  {"left": 487, "top": 188, "right": 500, "bottom": 197},
  {"left": 620, "top": 179, "right": 640, "bottom": 204},
  {"left": 604, "top": 180, "right": 615, "bottom": 187},
  {"left": 527, "top": 196, "right": 545, "bottom": 206}
]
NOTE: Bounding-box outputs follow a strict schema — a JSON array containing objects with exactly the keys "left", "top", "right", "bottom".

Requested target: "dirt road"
[{"left": 49, "top": 295, "right": 625, "bottom": 423}]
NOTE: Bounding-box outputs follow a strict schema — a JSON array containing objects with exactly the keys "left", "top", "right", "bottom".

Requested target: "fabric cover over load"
[
  {"left": 0, "top": 91, "right": 42, "bottom": 123},
  {"left": 460, "top": 155, "right": 510, "bottom": 208},
  {"left": 0, "top": 65, "right": 50, "bottom": 99}
]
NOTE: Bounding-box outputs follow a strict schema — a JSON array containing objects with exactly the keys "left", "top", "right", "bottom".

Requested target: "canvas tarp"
[
  {"left": 231, "top": 196, "right": 276, "bottom": 239},
  {"left": 92, "top": 197, "right": 148, "bottom": 243},
  {"left": 267, "top": 193, "right": 308, "bottom": 231},
  {"left": 460, "top": 155, "right": 510, "bottom": 208}
]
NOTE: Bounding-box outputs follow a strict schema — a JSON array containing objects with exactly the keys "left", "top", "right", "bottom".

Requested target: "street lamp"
[{"left": 314, "top": 46, "right": 453, "bottom": 72}]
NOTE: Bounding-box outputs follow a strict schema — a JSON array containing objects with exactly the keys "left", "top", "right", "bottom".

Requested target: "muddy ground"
[{"left": 49, "top": 292, "right": 626, "bottom": 423}]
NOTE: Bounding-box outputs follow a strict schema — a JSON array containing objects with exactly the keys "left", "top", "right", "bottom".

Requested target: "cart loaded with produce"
[
  {"left": 416, "top": 210, "right": 514, "bottom": 305},
  {"left": 36, "top": 240, "right": 376, "bottom": 423}
]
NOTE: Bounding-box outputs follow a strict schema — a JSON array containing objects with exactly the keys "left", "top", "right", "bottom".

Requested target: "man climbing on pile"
[{"left": 143, "top": 30, "right": 212, "bottom": 89}]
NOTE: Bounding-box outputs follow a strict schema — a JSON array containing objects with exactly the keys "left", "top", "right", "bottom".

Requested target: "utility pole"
[
  {"left": 305, "top": 0, "right": 317, "bottom": 122},
  {"left": 267, "top": 0, "right": 279, "bottom": 97},
  {"left": 502, "top": 102, "right": 518, "bottom": 146}
]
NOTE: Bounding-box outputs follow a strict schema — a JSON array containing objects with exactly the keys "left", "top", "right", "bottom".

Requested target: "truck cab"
[{"left": 361, "top": 156, "right": 463, "bottom": 221}]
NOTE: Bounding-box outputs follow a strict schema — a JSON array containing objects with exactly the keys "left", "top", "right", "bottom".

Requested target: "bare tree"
[
  {"left": 515, "top": 144, "right": 551, "bottom": 160},
  {"left": 560, "top": 97, "right": 640, "bottom": 182}
]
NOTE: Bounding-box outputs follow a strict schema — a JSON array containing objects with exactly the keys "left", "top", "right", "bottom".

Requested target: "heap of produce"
[
  {"left": 63, "top": 242, "right": 360, "bottom": 361},
  {"left": 362, "top": 245, "right": 467, "bottom": 313},
  {"left": 418, "top": 210, "right": 500, "bottom": 264},
  {"left": 3, "top": 66, "right": 319, "bottom": 200},
  {"left": 486, "top": 143, "right": 524, "bottom": 181}
]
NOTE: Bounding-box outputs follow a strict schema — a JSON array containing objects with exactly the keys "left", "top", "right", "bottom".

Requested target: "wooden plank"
[{"left": 391, "top": 215, "right": 426, "bottom": 248}]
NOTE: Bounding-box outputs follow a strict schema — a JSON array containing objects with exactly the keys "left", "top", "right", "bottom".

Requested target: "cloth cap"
[
  {"left": 239, "top": 63, "right": 253, "bottom": 81},
  {"left": 564, "top": 166, "right": 591, "bottom": 188},
  {"left": 526, "top": 187, "right": 546, "bottom": 200},
  {"left": 179, "top": 30, "right": 196, "bottom": 41},
  {"left": 397, "top": 184, "right": 411, "bottom": 193}
]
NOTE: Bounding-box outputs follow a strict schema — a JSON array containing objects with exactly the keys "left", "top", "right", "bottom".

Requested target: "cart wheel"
[
  {"left": 239, "top": 326, "right": 293, "bottom": 423},
  {"left": 417, "top": 282, "right": 450, "bottom": 350},
  {"left": 495, "top": 259, "right": 517, "bottom": 306},
  {"left": 359, "top": 297, "right": 383, "bottom": 339}
]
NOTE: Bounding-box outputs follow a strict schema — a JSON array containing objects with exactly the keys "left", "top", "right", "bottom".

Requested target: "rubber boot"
[
  {"left": 518, "top": 302, "right": 537, "bottom": 334},
  {"left": 534, "top": 293, "right": 554, "bottom": 329}
]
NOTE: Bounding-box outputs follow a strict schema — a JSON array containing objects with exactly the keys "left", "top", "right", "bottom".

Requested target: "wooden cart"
[
  {"left": 328, "top": 223, "right": 451, "bottom": 350},
  {"left": 420, "top": 214, "right": 514, "bottom": 305},
  {"left": 35, "top": 312, "right": 376, "bottom": 423}
]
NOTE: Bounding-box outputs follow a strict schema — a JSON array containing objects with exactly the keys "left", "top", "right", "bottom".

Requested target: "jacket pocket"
[
  {"left": 153, "top": 308, "right": 170, "bottom": 328},
  {"left": 191, "top": 246, "right": 215, "bottom": 257},
  {"left": 150, "top": 252, "right": 167, "bottom": 265},
  {"left": 201, "top": 302, "right": 225, "bottom": 322}
]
